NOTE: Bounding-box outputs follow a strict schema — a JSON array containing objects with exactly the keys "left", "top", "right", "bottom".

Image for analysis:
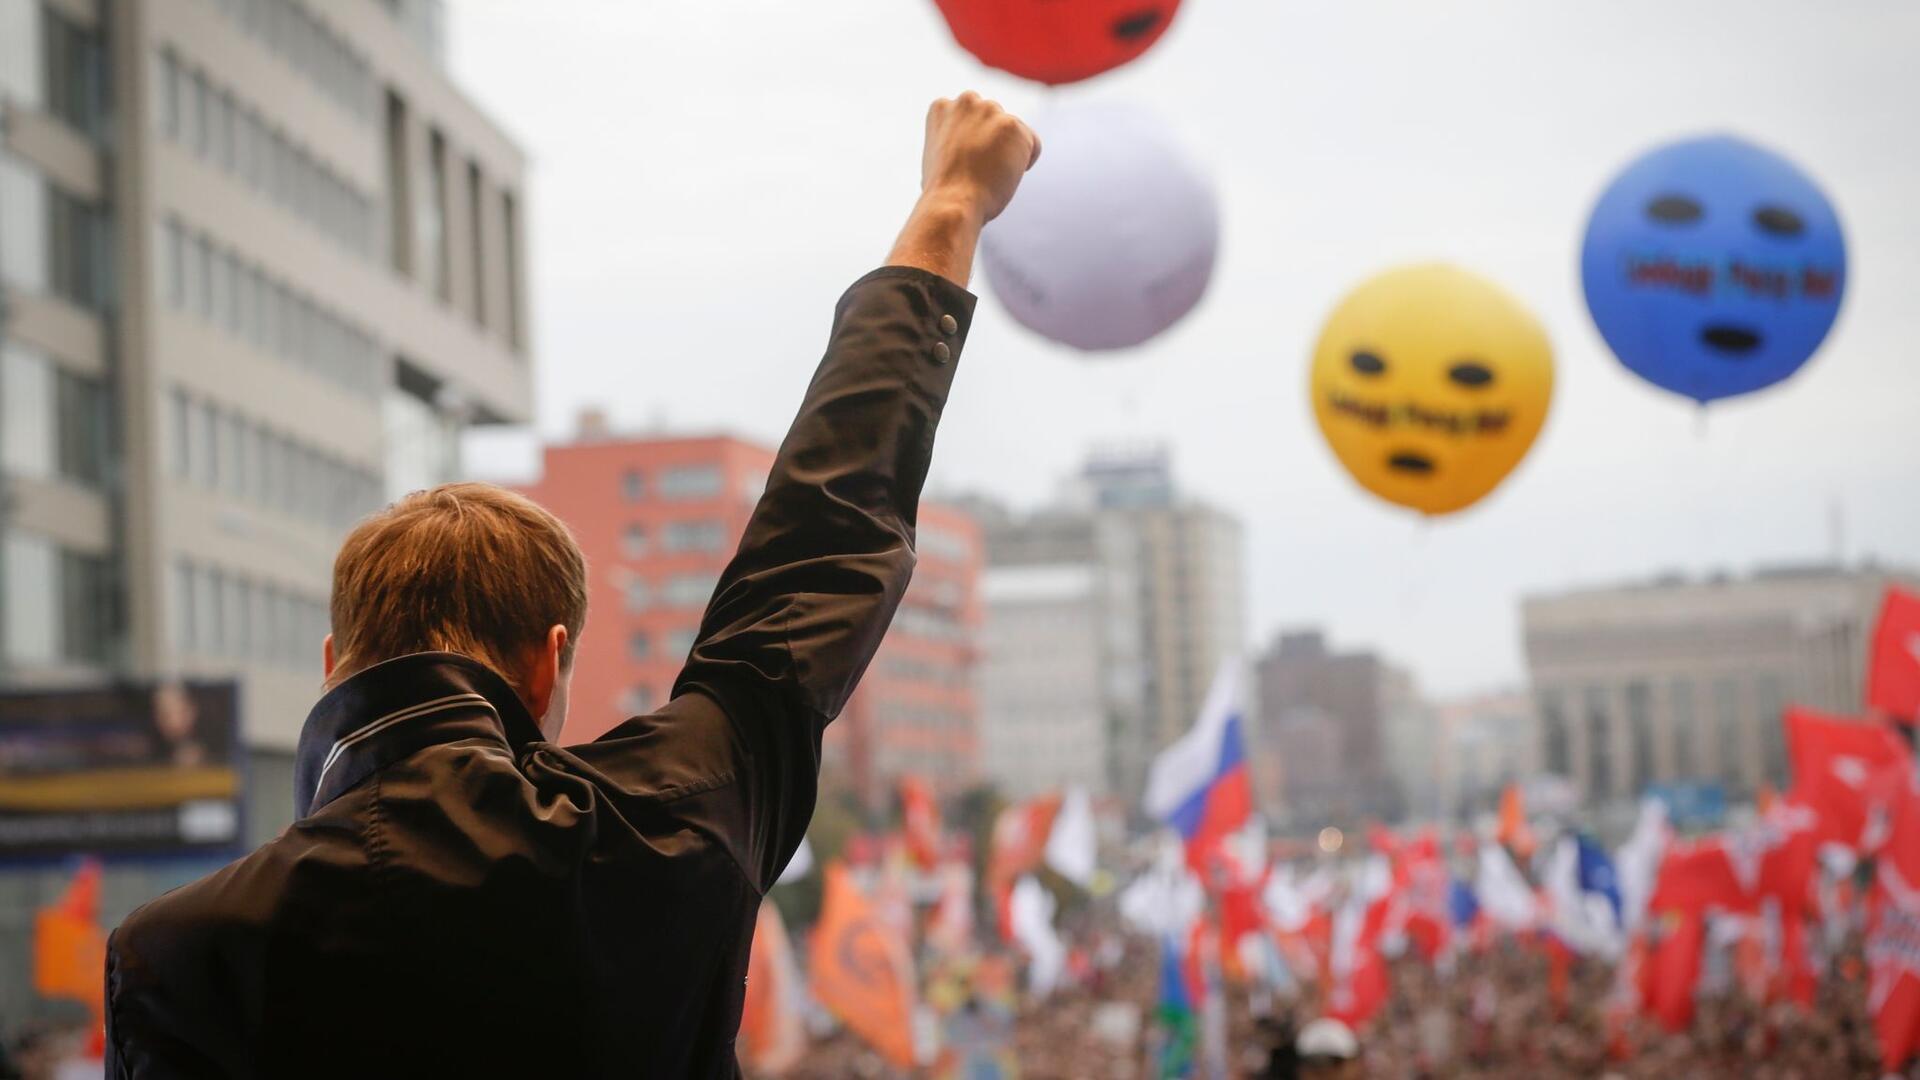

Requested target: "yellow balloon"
[{"left": 1310, "top": 264, "right": 1554, "bottom": 516}]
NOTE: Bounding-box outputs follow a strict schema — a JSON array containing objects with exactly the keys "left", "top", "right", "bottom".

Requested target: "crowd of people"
[{"left": 753, "top": 917, "right": 1899, "bottom": 1078}]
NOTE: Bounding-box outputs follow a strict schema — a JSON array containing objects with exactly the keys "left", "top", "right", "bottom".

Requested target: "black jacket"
[{"left": 104, "top": 267, "right": 975, "bottom": 1078}]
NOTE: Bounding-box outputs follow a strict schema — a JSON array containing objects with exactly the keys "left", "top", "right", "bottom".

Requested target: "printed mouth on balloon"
[
  {"left": 1112, "top": 9, "right": 1162, "bottom": 39},
  {"left": 1328, "top": 392, "right": 1510, "bottom": 435},
  {"left": 1699, "top": 324, "right": 1763, "bottom": 357},
  {"left": 1387, "top": 452, "right": 1435, "bottom": 476}
]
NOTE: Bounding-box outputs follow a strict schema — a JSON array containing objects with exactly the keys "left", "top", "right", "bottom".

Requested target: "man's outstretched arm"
[{"left": 579, "top": 94, "right": 1036, "bottom": 890}]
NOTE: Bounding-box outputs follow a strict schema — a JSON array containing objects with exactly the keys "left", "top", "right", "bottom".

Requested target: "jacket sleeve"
[{"left": 581, "top": 266, "right": 973, "bottom": 890}]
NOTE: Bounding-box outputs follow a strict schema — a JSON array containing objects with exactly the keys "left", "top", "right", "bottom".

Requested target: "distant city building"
[
  {"left": 1254, "top": 630, "right": 1413, "bottom": 828},
  {"left": 1521, "top": 562, "right": 1920, "bottom": 818},
  {"left": 521, "top": 423, "right": 981, "bottom": 808},
  {"left": 974, "top": 514, "right": 1135, "bottom": 800},
  {"left": 1434, "top": 689, "right": 1536, "bottom": 822},
  {"left": 973, "top": 448, "right": 1245, "bottom": 805},
  {"left": 0, "top": 0, "right": 529, "bottom": 1021},
  {"left": 830, "top": 502, "right": 981, "bottom": 805},
  {"left": 519, "top": 429, "right": 775, "bottom": 743}
]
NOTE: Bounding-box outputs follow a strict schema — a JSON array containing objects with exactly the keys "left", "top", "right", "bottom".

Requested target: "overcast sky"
[{"left": 449, "top": 0, "right": 1920, "bottom": 699}]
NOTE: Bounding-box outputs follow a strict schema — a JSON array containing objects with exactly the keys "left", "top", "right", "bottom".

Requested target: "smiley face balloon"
[
  {"left": 930, "top": 0, "right": 1183, "bottom": 86},
  {"left": 1581, "top": 135, "right": 1846, "bottom": 405},
  {"left": 1310, "top": 265, "right": 1554, "bottom": 517}
]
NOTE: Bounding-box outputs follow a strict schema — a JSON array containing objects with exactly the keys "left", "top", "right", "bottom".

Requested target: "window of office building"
[
  {"left": 0, "top": 1, "right": 43, "bottom": 111},
  {"left": 207, "top": 0, "right": 373, "bottom": 121},
  {"left": 1, "top": 530, "right": 113, "bottom": 667},
  {"left": 466, "top": 158, "right": 486, "bottom": 327},
  {"left": 621, "top": 469, "right": 645, "bottom": 502},
  {"left": 48, "top": 185, "right": 110, "bottom": 310},
  {"left": 1, "top": 530, "right": 58, "bottom": 664},
  {"left": 159, "top": 52, "right": 373, "bottom": 257},
  {"left": 621, "top": 523, "right": 647, "bottom": 557},
  {"left": 383, "top": 380, "right": 459, "bottom": 500},
  {"left": 661, "top": 573, "right": 718, "bottom": 609},
  {"left": 1755, "top": 673, "right": 1788, "bottom": 787},
  {"left": 0, "top": 343, "right": 53, "bottom": 478},
  {"left": 1, "top": 344, "right": 106, "bottom": 488},
  {"left": 0, "top": 150, "right": 110, "bottom": 309},
  {"left": 174, "top": 560, "right": 198, "bottom": 653},
  {"left": 662, "top": 520, "right": 726, "bottom": 553},
  {"left": 1669, "top": 678, "right": 1698, "bottom": 779},
  {"left": 418, "top": 127, "right": 447, "bottom": 298},
  {"left": 385, "top": 90, "right": 411, "bottom": 274},
  {"left": 624, "top": 579, "right": 650, "bottom": 613},
  {"left": 657, "top": 465, "right": 723, "bottom": 501},
  {"left": 1713, "top": 676, "right": 1744, "bottom": 790},
  {"left": 1626, "top": 680, "right": 1654, "bottom": 794},
  {"left": 623, "top": 685, "right": 656, "bottom": 715},
  {"left": 59, "top": 548, "right": 112, "bottom": 664},
  {"left": 663, "top": 628, "right": 697, "bottom": 657},
  {"left": 43, "top": 6, "right": 107, "bottom": 139},
  {"left": 0, "top": 150, "right": 49, "bottom": 292},
  {"left": 627, "top": 631, "right": 651, "bottom": 660},
  {"left": 502, "top": 189, "right": 522, "bottom": 351},
  {"left": 1584, "top": 685, "right": 1613, "bottom": 799}
]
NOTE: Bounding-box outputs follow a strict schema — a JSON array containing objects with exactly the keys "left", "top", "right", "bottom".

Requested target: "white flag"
[
  {"left": 1044, "top": 786, "right": 1098, "bottom": 888},
  {"left": 1010, "top": 875, "right": 1067, "bottom": 997}
]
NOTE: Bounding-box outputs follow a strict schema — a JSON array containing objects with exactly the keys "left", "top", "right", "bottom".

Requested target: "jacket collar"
[{"left": 294, "top": 652, "right": 545, "bottom": 818}]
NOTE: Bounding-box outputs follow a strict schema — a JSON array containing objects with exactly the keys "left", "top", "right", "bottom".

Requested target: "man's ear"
[
  {"left": 525, "top": 624, "right": 568, "bottom": 719},
  {"left": 323, "top": 633, "right": 336, "bottom": 679}
]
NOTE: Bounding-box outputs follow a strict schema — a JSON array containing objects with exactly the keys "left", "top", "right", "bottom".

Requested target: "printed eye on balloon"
[
  {"left": 1582, "top": 135, "right": 1847, "bottom": 405},
  {"left": 1309, "top": 265, "right": 1555, "bottom": 518}
]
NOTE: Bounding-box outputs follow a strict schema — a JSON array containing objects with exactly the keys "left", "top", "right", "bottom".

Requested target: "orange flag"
[
  {"left": 809, "top": 863, "right": 918, "bottom": 1068},
  {"left": 34, "top": 859, "right": 106, "bottom": 1048},
  {"left": 739, "top": 902, "right": 806, "bottom": 1075},
  {"left": 1497, "top": 783, "right": 1536, "bottom": 859}
]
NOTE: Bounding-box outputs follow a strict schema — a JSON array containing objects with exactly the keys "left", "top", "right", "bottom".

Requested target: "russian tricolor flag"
[{"left": 1144, "top": 660, "right": 1253, "bottom": 875}]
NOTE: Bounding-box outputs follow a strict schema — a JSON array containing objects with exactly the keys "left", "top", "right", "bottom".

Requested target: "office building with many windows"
[
  {"left": 1522, "top": 563, "right": 1920, "bottom": 828},
  {"left": 0, "top": 0, "right": 530, "bottom": 1020},
  {"left": 520, "top": 420, "right": 983, "bottom": 807}
]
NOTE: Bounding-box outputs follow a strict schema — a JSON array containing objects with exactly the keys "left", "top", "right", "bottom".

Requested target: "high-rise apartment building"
[
  {"left": 0, "top": 0, "right": 530, "bottom": 1018},
  {"left": 973, "top": 508, "right": 1140, "bottom": 800},
  {"left": 1254, "top": 630, "right": 1413, "bottom": 829},
  {"left": 520, "top": 425, "right": 983, "bottom": 808},
  {"left": 973, "top": 449, "right": 1245, "bottom": 806},
  {"left": 1522, "top": 562, "right": 1920, "bottom": 823}
]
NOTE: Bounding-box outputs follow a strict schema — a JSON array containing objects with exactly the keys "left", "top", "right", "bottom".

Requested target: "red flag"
[
  {"left": 1645, "top": 910, "right": 1705, "bottom": 1032},
  {"left": 987, "top": 795, "right": 1060, "bottom": 940},
  {"left": 1649, "top": 838, "right": 1748, "bottom": 915},
  {"left": 1785, "top": 706, "right": 1911, "bottom": 851},
  {"left": 899, "top": 775, "right": 943, "bottom": 870},
  {"left": 1869, "top": 586, "right": 1920, "bottom": 724},
  {"left": 1774, "top": 910, "right": 1817, "bottom": 1009},
  {"left": 1327, "top": 860, "right": 1395, "bottom": 1029},
  {"left": 1870, "top": 769, "right": 1920, "bottom": 1071}
]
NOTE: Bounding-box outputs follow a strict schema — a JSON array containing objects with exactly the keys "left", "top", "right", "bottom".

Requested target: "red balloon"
[{"left": 931, "top": 0, "right": 1183, "bottom": 86}]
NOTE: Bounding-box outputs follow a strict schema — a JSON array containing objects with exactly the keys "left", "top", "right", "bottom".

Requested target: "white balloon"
[{"left": 981, "top": 101, "right": 1219, "bottom": 353}]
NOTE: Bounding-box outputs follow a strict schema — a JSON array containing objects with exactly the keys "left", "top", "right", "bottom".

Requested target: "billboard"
[
  {"left": 1645, "top": 781, "right": 1728, "bottom": 831},
  {"left": 0, "top": 681, "right": 244, "bottom": 858}
]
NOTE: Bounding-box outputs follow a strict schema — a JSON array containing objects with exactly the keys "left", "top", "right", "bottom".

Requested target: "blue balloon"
[{"left": 1581, "top": 135, "right": 1846, "bottom": 404}]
